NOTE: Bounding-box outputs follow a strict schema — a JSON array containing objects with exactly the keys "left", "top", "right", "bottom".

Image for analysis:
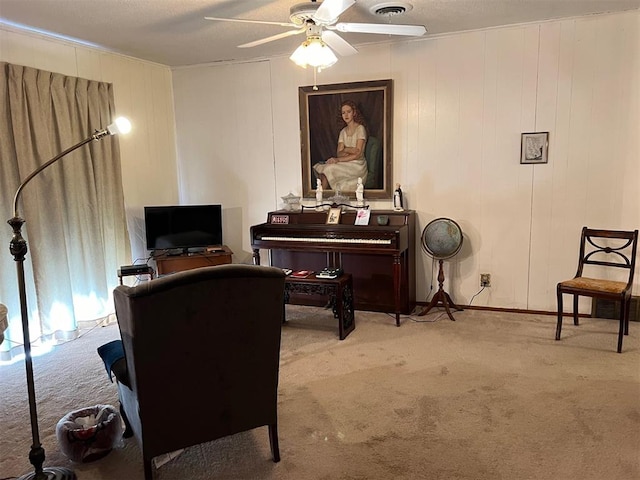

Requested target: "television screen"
[{"left": 144, "top": 204, "right": 223, "bottom": 252}]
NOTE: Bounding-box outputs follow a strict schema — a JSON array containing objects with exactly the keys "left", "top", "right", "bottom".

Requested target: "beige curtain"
[{"left": 0, "top": 63, "right": 131, "bottom": 361}]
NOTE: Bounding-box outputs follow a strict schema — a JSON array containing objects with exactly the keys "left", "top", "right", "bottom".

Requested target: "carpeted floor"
[{"left": 1, "top": 306, "right": 639, "bottom": 480}]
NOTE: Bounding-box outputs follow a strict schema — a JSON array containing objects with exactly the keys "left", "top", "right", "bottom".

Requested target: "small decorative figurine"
[
  {"left": 355, "top": 177, "right": 364, "bottom": 207},
  {"left": 393, "top": 183, "right": 404, "bottom": 211},
  {"left": 316, "top": 179, "right": 323, "bottom": 210}
]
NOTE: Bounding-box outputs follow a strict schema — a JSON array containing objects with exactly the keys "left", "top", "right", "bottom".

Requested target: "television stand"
[{"left": 153, "top": 245, "right": 233, "bottom": 275}]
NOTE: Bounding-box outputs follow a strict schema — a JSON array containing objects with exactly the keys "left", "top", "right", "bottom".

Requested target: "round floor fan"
[{"left": 418, "top": 217, "right": 464, "bottom": 321}]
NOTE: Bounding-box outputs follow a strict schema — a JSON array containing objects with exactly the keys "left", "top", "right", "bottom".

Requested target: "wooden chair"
[{"left": 556, "top": 227, "right": 638, "bottom": 353}]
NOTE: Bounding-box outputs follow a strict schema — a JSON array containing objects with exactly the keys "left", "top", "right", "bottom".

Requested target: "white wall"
[
  {"left": 173, "top": 11, "right": 639, "bottom": 312},
  {"left": 172, "top": 60, "right": 278, "bottom": 264},
  {"left": 2, "top": 11, "right": 636, "bottom": 314},
  {"left": 0, "top": 26, "right": 179, "bottom": 263}
]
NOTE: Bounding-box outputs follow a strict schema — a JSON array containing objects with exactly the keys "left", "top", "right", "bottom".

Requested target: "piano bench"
[{"left": 284, "top": 273, "right": 355, "bottom": 340}]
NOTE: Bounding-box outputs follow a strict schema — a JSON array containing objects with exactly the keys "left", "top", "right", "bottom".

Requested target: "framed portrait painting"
[
  {"left": 299, "top": 79, "right": 393, "bottom": 199},
  {"left": 520, "top": 132, "right": 549, "bottom": 164}
]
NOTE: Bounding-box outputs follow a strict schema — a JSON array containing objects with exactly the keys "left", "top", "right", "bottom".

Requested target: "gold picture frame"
[
  {"left": 299, "top": 79, "right": 393, "bottom": 199},
  {"left": 326, "top": 207, "right": 342, "bottom": 225}
]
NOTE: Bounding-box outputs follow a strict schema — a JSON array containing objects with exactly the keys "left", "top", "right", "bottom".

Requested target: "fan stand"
[{"left": 418, "top": 258, "right": 463, "bottom": 321}]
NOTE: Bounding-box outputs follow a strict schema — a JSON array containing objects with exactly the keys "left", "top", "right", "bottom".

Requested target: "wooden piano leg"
[{"left": 393, "top": 254, "right": 401, "bottom": 326}]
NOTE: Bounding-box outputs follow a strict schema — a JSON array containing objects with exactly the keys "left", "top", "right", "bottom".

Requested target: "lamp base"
[{"left": 17, "top": 467, "right": 76, "bottom": 480}]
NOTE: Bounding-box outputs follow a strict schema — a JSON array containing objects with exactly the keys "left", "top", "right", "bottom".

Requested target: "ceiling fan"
[{"left": 205, "top": 0, "right": 427, "bottom": 68}]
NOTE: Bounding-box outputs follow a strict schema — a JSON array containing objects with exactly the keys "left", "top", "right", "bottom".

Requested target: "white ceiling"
[{"left": 0, "top": 0, "right": 638, "bottom": 68}]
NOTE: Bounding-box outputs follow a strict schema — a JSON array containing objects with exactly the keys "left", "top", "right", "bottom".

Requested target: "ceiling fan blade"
[
  {"left": 322, "top": 30, "right": 358, "bottom": 56},
  {"left": 313, "top": 0, "right": 356, "bottom": 24},
  {"left": 334, "top": 22, "right": 427, "bottom": 36},
  {"left": 205, "top": 16, "right": 297, "bottom": 28},
  {"left": 238, "top": 28, "right": 306, "bottom": 48}
]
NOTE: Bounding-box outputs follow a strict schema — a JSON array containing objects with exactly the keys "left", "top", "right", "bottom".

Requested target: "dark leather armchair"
[{"left": 110, "top": 264, "right": 286, "bottom": 479}]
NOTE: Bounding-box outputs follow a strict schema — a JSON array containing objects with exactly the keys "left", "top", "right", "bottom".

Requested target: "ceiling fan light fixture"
[{"left": 289, "top": 37, "right": 338, "bottom": 69}]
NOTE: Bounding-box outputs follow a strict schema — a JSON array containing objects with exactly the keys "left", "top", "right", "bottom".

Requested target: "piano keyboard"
[{"left": 260, "top": 236, "right": 392, "bottom": 245}]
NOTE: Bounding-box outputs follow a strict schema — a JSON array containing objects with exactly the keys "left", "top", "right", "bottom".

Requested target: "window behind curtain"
[{"left": 0, "top": 63, "right": 131, "bottom": 362}]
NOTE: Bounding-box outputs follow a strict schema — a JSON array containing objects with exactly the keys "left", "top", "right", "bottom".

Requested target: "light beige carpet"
[{"left": 1, "top": 306, "right": 639, "bottom": 480}]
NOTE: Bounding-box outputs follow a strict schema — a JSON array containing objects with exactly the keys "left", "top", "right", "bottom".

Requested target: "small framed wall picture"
[
  {"left": 520, "top": 132, "right": 549, "bottom": 164},
  {"left": 326, "top": 207, "right": 342, "bottom": 225}
]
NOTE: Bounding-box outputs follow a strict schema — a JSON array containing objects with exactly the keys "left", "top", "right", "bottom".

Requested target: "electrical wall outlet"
[{"left": 480, "top": 273, "right": 491, "bottom": 287}]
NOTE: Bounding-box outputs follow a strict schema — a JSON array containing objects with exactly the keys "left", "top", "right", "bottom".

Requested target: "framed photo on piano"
[
  {"left": 299, "top": 79, "right": 393, "bottom": 200},
  {"left": 326, "top": 207, "right": 342, "bottom": 225}
]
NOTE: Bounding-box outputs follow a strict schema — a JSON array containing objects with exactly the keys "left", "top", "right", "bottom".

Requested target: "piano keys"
[
  {"left": 258, "top": 235, "right": 392, "bottom": 245},
  {"left": 251, "top": 209, "right": 416, "bottom": 325}
]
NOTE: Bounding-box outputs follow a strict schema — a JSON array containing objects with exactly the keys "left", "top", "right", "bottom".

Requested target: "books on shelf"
[{"left": 316, "top": 267, "right": 343, "bottom": 279}]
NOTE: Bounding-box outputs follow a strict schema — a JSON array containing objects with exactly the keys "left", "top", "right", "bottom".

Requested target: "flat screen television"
[{"left": 144, "top": 204, "right": 223, "bottom": 253}]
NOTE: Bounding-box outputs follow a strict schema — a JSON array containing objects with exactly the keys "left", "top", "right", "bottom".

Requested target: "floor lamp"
[{"left": 7, "top": 117, "right": 131, "bottom": 480}]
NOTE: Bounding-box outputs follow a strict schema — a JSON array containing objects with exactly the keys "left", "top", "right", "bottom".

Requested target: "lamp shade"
[{"left": 290, "top": 38, "right": 337, "bottom": 69}]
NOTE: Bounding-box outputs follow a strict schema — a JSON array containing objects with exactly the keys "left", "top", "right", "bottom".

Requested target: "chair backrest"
[
  {"left": 575, "top": 227, "right": 638, "bottom": 287},
  {"left": 113, "top": 264, "right": 286, "bottom": 457}
]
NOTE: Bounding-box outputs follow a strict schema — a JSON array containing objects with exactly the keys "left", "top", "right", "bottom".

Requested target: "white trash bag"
[{"left": 56, "top": 404, "right": 123, "bottom": 462}]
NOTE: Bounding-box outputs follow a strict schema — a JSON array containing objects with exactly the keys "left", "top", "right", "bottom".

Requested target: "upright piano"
[{"left": 250, "top": 209, "right": 416, "bottom": 326}]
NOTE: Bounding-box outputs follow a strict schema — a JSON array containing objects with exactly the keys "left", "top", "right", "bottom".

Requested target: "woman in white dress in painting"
[{"left": 314, "top": 100, "right": 368, "bottom": 192}]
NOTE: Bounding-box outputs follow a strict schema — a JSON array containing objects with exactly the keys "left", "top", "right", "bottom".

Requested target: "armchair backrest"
[{"left": 113, "top": 264, "right": 286, "bottom": 458}]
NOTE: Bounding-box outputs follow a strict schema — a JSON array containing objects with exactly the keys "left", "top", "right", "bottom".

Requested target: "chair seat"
[{"left": 559, "top": 277, "right": 628, "bottom": 295}]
